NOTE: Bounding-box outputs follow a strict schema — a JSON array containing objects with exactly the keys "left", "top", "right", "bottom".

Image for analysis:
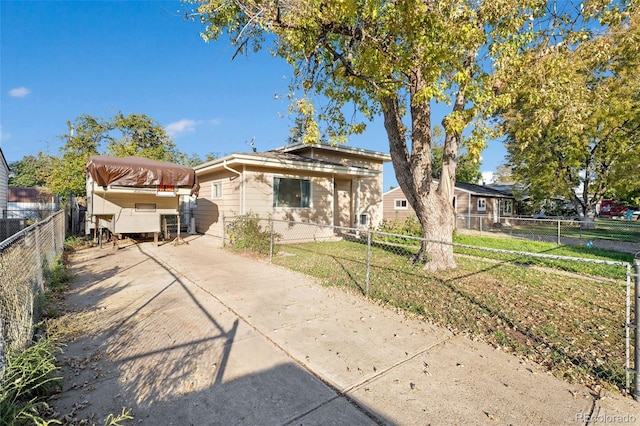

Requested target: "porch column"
[{"left": 355, "top": 178, "right": 361, "bottom": 227}]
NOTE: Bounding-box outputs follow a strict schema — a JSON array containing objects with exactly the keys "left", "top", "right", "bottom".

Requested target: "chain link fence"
[
  {"left": 456, "top": 214, "right": 640, "bottom": 253},
  {"left": 0, "top": 210, "right": 66, "bottom": 376},
  {"left": 222, "top": 214, "right": 639, "bottom": 399}
]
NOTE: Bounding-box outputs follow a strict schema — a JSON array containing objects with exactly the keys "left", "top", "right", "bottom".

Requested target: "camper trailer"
[{"left": 85, "top": 156, "right": 199, "bottom": 242}]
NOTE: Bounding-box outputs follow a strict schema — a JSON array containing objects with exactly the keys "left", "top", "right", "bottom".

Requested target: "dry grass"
[
  {"left": 273, "top": 240, "right": 632, "bottom": 393},
  {"left": 45, "top": 309, "right": 103, "bottom": 343}
]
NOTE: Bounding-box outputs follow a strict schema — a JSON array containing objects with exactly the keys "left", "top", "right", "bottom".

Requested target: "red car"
[{"left": 599, "top": 200, "right": 630, "bottom": 218}]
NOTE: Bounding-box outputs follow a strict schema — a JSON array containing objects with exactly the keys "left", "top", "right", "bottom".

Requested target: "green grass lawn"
[
  {"left": 271, "top": 236, "right": 634, "bottom": 393},
  {"left": 493, "top": 220, "right": 640, "bottom": 243},
  {"left": 452, "top": 234, "right": 634, "bottom": 281}
]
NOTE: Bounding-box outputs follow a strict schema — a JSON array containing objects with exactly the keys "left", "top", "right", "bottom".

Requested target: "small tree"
[{"left": 8, "top": 153, "right": 55, "bottom": 187}]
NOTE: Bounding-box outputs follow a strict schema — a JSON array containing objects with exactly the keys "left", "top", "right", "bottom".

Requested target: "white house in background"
[
  {"left": 0, "top": 148, "right": 9, "bottom": 217},
  {"left": 7, "top": 187, "right": 60, "bottom": 219},
  {"left": 193, "top": 143, "right": 391, "bottom": 241}
]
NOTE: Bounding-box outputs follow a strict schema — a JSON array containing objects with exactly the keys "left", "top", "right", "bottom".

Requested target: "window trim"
[
  {"left": 477, "top": 197, "right": 487, "bottom": 212},
  {"left": 273, "top": 176, "right": 312, "bottom": 209},
  {"left": 211, "top": 180, "right": 223, "bottom": 199}
]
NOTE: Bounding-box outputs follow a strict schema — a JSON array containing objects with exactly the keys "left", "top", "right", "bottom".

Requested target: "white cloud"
[
  {"left": 0, "top": 124, "right": 10, "bottom": 142},
  {"left": 481, "top": 171, "right": 494, "bottom": 184},
  {"left": 9, "top": 87, "right": 30, "bottom": 98},
  {"left": 165, "top": 118, "right": 222, "bottom": 137},
  {"left": 165, "top": 119, "right": 200, "bottom": 137}
]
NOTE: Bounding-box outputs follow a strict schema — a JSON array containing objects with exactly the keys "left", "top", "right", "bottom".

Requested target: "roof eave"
[{"left": 195, "top": 154, "right": 380, "bottom": 177}]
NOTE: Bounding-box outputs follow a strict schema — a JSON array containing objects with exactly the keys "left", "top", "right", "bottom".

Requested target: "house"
[
  {"left": 383, "top": 182, "right": 515, "bottom": 227},
  {"left": 7, "top": 187, "right": 59, "bottom": 219},
  {"left": 85, "top": 156, "right": 199, "bottom": 241},
  {"left": 192, "top": 143, "right": 391, "bottom": 241},
  {"left": 0, "top": 148, "right": 21, "bottom": 241},
  {"left": 0, "top": 148, "right": 8, "bottom": 216}
]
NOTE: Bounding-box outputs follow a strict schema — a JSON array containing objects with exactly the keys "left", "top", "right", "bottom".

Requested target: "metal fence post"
[
  {"left": 365, "top": 230, "right": 371, "bottom": 297},
  {"left": 222, "top": 215, "right": 226, "bottom": 247},
  {"left": 35, "top": 223, "right": 44, "bottom": 292},
  {"left": 634, "top": 257, "right": 640, "bottom": 401},
  {"left": 269, "top": 217, "right": 274, "bottom": 264},
  {"left": 557, "top": 220, "right": 561, "bottom": 245}
]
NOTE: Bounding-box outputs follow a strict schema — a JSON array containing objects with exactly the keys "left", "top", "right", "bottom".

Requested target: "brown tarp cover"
[{"left": 87, "top": 156, "right": 199, "bottom": 195}]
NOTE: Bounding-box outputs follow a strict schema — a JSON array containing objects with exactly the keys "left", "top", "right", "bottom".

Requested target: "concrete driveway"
[{"left": 50, "top": 235, "right": 639, "bottom": 425}]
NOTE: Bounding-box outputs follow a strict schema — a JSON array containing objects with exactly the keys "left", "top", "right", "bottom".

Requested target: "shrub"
[
  {"left": 377, "top": 216, "right": 422, "bottom": 237},
  {"left": 226, "top": 214, "right": 280, "bottom": 256}
]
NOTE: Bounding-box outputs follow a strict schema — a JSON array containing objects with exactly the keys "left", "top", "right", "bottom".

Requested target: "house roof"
[
  {"left": 278, "top": 143, "right": 391, "bottom": 162},
  {"left": 0, "top": 147, "right": 9, "bottom": 174},
  {"left": 8, "top": 187, "right": 57, "bottom": 203},
  {"left": 455, "top": 182, "right": 513, "bottom": 198},
  {"left": 194, "top": 148, "right": 383, "bottom": 177}
]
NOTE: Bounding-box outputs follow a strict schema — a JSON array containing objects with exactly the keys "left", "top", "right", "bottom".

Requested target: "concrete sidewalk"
[{"left": 52, "top": 235, "right": 639, "bottom": 425}]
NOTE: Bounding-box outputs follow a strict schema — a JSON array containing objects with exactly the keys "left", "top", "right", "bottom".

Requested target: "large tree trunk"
[
  {"left": 416, "top": 190, "right": 457, "bottom": 271},
  {"left": 570, "top": 175, "right": 599, "bottom": 230},
  {"left": 381, "top": 86, "right": 457, "bottom": 271}
]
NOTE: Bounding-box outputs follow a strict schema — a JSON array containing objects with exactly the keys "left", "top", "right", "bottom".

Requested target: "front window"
[
  {"left": 273, "top": 177, "right": 311, "bottom": 208},
  {"left": 394, "top": 199, "right": 408, "bottom": 210},
  {"left": 477, "top": 198, "right": 487, "bottom": 212}
]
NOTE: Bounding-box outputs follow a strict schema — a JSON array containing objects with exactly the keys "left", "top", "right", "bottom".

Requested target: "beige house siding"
[
  {"left": 195, "top": 168, "right": 337, "bottom": 238},
  {"left": 382, "top": 187, "right": 415, "bottom": 222},
  {"left": 193, "top": 145, "right": 390, "bottom": 241},
  {"left": 356, "top": 175, "right": 383, "bottom": 227},
  {"left": 194, "top": 169, "right": 241, "bottom": 238}
]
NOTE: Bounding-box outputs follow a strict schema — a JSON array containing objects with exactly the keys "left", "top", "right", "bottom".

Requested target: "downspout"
[{"left": 223, "top": 160, "right": 244, "bottom": 215}]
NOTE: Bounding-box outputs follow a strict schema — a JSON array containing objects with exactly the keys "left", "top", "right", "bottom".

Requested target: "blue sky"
[{"left": 1, "top": 0, "right": 507, "bottom": 190}]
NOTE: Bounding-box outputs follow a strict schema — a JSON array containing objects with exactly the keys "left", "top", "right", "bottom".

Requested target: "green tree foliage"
[
  {"left": 499, "top": 5, "right": 640, "bottom": 223},
  {"left": 8, "top": 153, "right": 55, "bottom": 187},
  {"left": 107, "top": 112, "right": 183, "bottom": 162},
  {"left": 49, "top": 112, "right": 185, "bottom": 197},
  {"left": 186, "top": 0, "right": 631, "bottom": 269},
  {"left": 49, "top": 114, "right": 106, "bottom": 197},
  {"left": 183, "top": 152, "right": 220, "bottom": 167}
]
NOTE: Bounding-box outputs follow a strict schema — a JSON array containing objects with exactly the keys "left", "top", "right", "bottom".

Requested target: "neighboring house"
[
  {"left": 7, "top": 187, "right": 60, "bottom": 219},
  {"left": 85, "top": 156, "right": 199, "bottom": 240},
  {"left": 193, "top": 143, "right": 391, "bottom": 240},
  {"left": 0, "top": 148, "right": 8, "bottom": 216},
  {"left": 383, "top": 182, "right": 516, "bottom": 225}
]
